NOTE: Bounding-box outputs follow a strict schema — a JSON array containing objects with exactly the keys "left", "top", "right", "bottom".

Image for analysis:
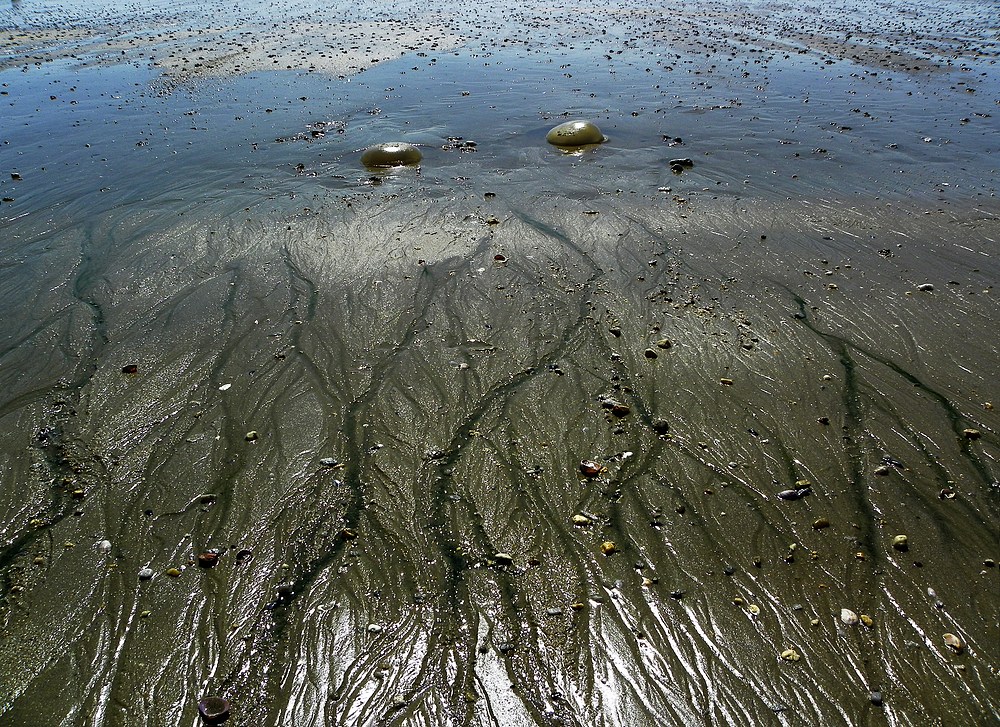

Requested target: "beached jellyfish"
[
  {"left": 546, "top": 120, "right": 606, "bottom": 147},
  {"left": 360, "top": 142, "right": 422, "bottom": 167}
]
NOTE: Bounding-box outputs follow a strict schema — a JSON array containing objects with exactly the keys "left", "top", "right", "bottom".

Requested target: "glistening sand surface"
[{"left": 0, "top": 0, "right": 998, "bottom": 725}]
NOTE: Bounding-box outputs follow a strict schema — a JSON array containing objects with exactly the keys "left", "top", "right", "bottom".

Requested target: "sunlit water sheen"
[{"left": 0, "top": 0, "right": 997, "bottom": 725}]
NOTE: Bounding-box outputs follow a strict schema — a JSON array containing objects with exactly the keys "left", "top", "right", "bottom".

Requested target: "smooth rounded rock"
[
  {"left": 360, "top": 142, "right": 422, "bottom": 168},
  {"left": 198, "top": 695, "right": 231, "bottom": 724},
  {"left": 840, "top": 608, "right": 859, "bottom": 625},
  {"left": 546, "top": 120, "right": 605, "bottom": 147}
]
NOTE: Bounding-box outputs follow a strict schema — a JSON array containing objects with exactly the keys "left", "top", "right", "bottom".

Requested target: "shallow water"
[{"left": 0, "top": 0, "right": 998, "bottom": 725}]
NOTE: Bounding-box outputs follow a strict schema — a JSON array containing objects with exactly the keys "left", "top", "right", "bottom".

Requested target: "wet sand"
[{"left": 0, "top": 0, "right": 998, "bottom": 725}]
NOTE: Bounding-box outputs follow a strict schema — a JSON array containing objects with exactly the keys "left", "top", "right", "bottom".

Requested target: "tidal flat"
[{"left": 0, "top": 0, "right": 998, "bottom": 725}]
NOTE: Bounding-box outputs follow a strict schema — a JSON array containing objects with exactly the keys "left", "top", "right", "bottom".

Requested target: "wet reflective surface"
[{"left": 1, "top": 0, "right": 998, "bottom": 724}]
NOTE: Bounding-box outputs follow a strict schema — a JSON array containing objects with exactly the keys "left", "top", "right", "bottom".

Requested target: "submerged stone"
[
  {"left": 943, "top": 633, "right": 964, "bottom": 653},
  {"left": 361, "top": 142, "right": 422, "bottom": 168},
  {"left": 545, "top": 120, "right": 605, "bottom": 147}
]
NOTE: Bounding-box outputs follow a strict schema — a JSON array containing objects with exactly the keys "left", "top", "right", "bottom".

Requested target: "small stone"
[
  {"left": 916, "top": 283, "right": 934, "bottom": 291},
  {"left": 138, "top": 567, "right": 154, "bottom": 581},
  {"left": 493, "top": 552, "right": 514, "bottom": 565},
  {"left": 97, "top": 540, "right": 112, "bottom": 553},
  {"left": 545, "top": 120, "right": 605, "bottom": 147},
  {"left": 777, "top": 486, "right": 811, "bottom": 500},
  {"left": 644, "top": 348, "right": 658, "bottom": 359},
  {"left": 600, "top": 541, "right": 618, "bottom": 555},
  {"left": 571, "top": 514, "right": 591, "bottom": 526},
  {"left": 943, "top": 633, "right": 964, "bottom": 653},
  {"left": 33, "top": 556, "right": 45, "bottom": 565},
  {"left": 166, "top": 567, "right": 182, "bottom": 577},
  {"left": 860, "top": 614, "right": 874, "bottom": 627},
  {"left": 197, "top": 551, "right": 220, "bottom": 568},
  {"left": 810, "top": 618, "right": 820, "bottom": 627},
  {"left": 841, "top": 608, "right": 859, "bottom": 625},
  {"left": 720, "top": 377, "right": 734, "bottom": 385},
  {"left": 873, "top": 464, "right": 891, "bottom": 476},
  {"left": 669, "top": 589, "right": 684, "bottom": 600},
  {"left": 962, "top": 428, "right": 981, "bottom": 440},
  {"left": 892, "top": 535, "right": 909, "bottom": 551},
  {"left": 367, "top": 623, "right": 383, "bottom": 634},
  {"left": 655, "top": 338, "right": 672, "bottom": 349},
  {"left": 579, "top": 460, "right": 603, "bottom": 477},
  {"left": 813, "top": 517, "right": 830, "bottom": 530},
  {"left": 198, "top": 695, "right": 232, "bottom": 724},
  {"left": 570, "top": 602, "right": 585, "bottom": 611},
  {"left": 651, "top": 418, "right": 670, "bottom": 434},
  {"left": 140, "top": 610, "right": 152, "bottom": 618},
  {"left": 869, "top": 691, "right": 883, "bottom": 706},
  {"left": 245, "top": 430, "right": 258, "bottom": 442},
  {"left": 780, "top": 648, "right": 801, "bottom": 662},
  {"left": 748, "top": 604, "right": 760, "bottom": 615}
]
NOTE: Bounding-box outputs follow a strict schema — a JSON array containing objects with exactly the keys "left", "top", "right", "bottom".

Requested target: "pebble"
[
  {"left": 813, "top": 517, "right": 830, "bottom": 529},
  {"left": 545, "top": 120, "right": 605, "bottom": 146},
  {"left": 644, "top": 348, "right": 658, "bottom": 359},
  {"left": 916, "top": 283, "right": 934, "bottom": 291},
  {"left": 97, "top": 539, "right": 112, "bottom": 553},
  {"left": 579, "top": 460, "right": 603, "bottom": 477},
  {"left": 198, "top": 695, "right": 232, "bottom": 724},
  {"left": 777, "top": 486, "right": 812, "bottom": 500},
  {"left": 943, "top": 633, "right": 964, "bottom": 653},
  {"left": 869, "top": 690, "right": 883, "bottom": 706},
  {"left": 493, "top": 552, "right": 514, "bottom": 565},
  {"left": 748, "top": 604, "right": 760, "bottom": 616},
  {"left": 841, "top": 608, "right": 859, "bottom": 625},
  {"left": 860, "top": 614, "right": 874, "bottom": 627},
  {"left": 600, "top": 541, "right": 618, "bottom": 555},
  {"left": 962, "top": 428, "right": 981, "bottom": 440},
  {"left": 892, "top": 534, "right": 909, "bottom": 551},
  {"left": 166, "top": 567, "right": 182, "bottom": 577},
  {"left": 197, "top": 551, "right": 220, "bottom": 568},
  {"left": 651, "top": 418, "right": 670, "bottom": 434},
  {"left": 361, "top": 142, "right": 422, "bottom": 167},
  {"left": 245, "top": 430, "right": 258, "bottom": 441},
  {"left": 571, "top": 514, "right": 591, "bottom": 526},
  {"left": 138, "top": 567, "right": 154, "bottom": 581},
  {"left": 780, "top": 648, "right": 801, "bottom": 662},
  {"left": 367, "top": 623, "right": 383, "bottom": 634}
]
